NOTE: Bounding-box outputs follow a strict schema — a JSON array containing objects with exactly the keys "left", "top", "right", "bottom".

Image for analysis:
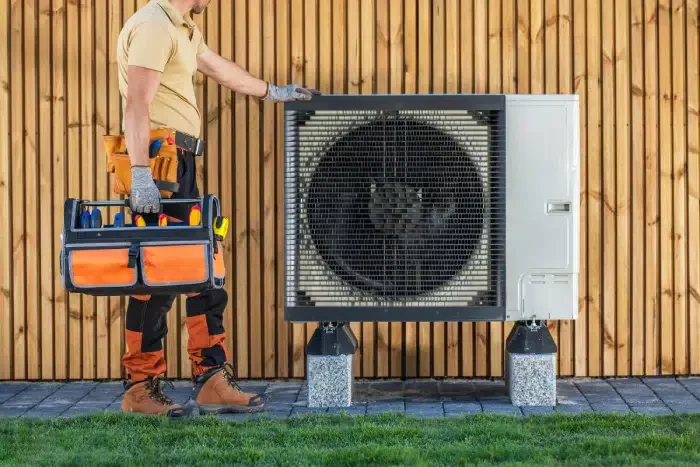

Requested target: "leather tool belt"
[{"left": 103, "top": 128, "right": 206, "bottom": 198}]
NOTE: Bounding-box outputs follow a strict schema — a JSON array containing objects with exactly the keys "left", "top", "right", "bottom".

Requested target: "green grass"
[{"left": 2, "top": 412, "right": 700, "bottom": 466}]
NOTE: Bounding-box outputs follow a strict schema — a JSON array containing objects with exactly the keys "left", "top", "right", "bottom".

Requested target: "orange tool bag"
[{"left": 60, "top": 195, "right": 226, "bottom": 297}]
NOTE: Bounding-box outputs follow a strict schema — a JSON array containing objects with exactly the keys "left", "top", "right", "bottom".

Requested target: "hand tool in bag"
[
  {"left": 80, "top": 210, "right": 91, "bottom": 229},
  {"left": 90, "top": 208, "right": 102, "bottom": 229},
  {"left": 189, "top": 205, "right": 201, "bottom": 226},
  {"left": 213, "top": 216, "right": 229, "bottom": 240},
  {"left": 114, "top": 212, "right": 125, "bottom": 227}
]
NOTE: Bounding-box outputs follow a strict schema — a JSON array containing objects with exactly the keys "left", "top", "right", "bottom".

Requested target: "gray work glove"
[
  {"left": 263, "top": 83, "right": 321, "bottom": 102},
  {"left": 129, "top": 166, "right": 161, "bottom": 214}
]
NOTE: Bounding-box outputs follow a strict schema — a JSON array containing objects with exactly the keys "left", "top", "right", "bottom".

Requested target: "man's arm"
[
  {"left": 125, "top": 66, "right": 162, "bottom": 167},
  {"left": 197, "top": 49, "right": 321, "bottom": 101},
  {"left": 196, "top": 49, "right": 268, "bottom": 97}
]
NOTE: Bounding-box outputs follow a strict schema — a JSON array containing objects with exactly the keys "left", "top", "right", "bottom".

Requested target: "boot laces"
[
  {"left": 146, "top": 376, "right": 175, "bottom": 405},
  {"left": 221, "top": 362, "right": 243, "bottom": 392}
]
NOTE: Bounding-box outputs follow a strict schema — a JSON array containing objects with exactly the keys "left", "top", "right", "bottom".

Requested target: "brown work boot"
[
  {"left": 121, "top": 376, "right": 185, "bottom": 417},
  {"left": 193, "top": 363, "right": 267, "bottom": 414}
]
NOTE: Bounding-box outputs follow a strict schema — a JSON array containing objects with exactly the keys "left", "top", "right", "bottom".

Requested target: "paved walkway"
[{"left": 2, "top": 377, "right": 700, "bottom": 420}]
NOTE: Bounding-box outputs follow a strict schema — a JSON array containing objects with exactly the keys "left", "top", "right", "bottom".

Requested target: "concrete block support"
[
  {"left": 306, "top": 323, "right": 358, "bottom": 408},
  {"left": 505, "top": 321, "right": 557, "bottom": 407}
]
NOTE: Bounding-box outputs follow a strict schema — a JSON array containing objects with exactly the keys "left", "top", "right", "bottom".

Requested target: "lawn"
[{"left": 2, "top": 412, "right": 700, "bottom": 466}]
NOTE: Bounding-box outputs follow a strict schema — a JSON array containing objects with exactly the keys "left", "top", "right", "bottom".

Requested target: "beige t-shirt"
[{"left": 117, "top": 0, "right": 208, "bottom": 138}]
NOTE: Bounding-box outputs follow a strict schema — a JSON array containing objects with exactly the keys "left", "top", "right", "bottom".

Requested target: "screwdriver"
[
  {"left": 148, "top": 139, "right": 163, "bottom": 158},
  {"left": 134, "top": 215, "right": 146, "bottom": 227},
  {"left": 113, "top": 212, "right": 124, "bottom": 228},
  {"left": 90, "top": 208, "right": 102, "bottom": 229},
  {"left": 80, "top": 210, "right": 91, "bottom": 229},
  {"left": 188, "top": 205, "right": 201, "bottom": 226},
  {"left": 158, "top": 213, "right": 168, "bottom": 227},
  {"left": 213, "top": 216, "right": 230, "bottom": 240}
]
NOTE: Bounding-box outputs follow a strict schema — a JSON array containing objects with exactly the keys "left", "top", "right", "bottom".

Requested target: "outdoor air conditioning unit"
[{"left": 283, "top": 94, "right": 579, "bottom": 325}]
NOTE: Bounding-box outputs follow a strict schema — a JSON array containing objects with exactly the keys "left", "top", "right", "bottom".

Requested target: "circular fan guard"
[{"left": 306, "top": 118, "right": 486, "bottom": 300}]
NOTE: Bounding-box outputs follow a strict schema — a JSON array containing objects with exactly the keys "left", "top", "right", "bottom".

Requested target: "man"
[{"left": 116, "top": 0, "right": 319, "bottom": 417}]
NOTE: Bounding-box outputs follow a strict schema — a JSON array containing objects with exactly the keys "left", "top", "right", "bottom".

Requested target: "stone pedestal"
[
  {"left": 305, "top": 323, "right": 358, "bottom": 408},
  {"left": 505, "top": 321, "right": 557, "bottom": 407}
]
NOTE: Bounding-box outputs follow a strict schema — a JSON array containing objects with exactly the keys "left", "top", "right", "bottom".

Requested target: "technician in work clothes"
[{"left": 117, "top": 0, "right": 319, "bottom": 416}]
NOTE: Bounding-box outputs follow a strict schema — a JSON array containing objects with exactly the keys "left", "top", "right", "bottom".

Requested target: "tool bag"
[
  {"left": 103, "top": 128, "right": 204, "bottom": 199},
  {"left": 59, "top": 195, "right": 226, "bottom": 297}
]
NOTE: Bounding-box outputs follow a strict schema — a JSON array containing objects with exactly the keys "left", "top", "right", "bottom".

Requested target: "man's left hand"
[{"left": 263, "top": 84, "right": 321, "bottom": 102}]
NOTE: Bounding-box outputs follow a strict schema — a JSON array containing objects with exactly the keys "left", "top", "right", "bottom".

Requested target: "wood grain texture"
[
  {"left": 645, "top": 0, "right": 660, "bottom": 376},
  {"left": 688, "top": 0, "right": 700, "bottom": 375},
  {"left": 1, "top": 0, "right": 699, "bottom": 380},
  {"left": 0, "top": 0, "right": 10, "bottom": 380}
]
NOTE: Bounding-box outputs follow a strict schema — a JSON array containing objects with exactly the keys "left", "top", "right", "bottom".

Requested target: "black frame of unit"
[{"left": 284, "top": 94, "right": 507, "bottom": 323}]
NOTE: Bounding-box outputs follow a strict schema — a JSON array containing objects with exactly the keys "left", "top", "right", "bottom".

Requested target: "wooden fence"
[{"left": 1, "top": 0, "right": 699, "bottom": 381}]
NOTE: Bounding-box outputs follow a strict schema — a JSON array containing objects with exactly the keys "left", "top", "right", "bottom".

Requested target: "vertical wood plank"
[
  {"left": 234, "top": 0, "right": 250, "bottom": 379},
  {"left": 615, "top": 0, "right": 630, "bottom": 376},
  {"left": 53, "top": 0, "right": 68, "bottom": 380},
  {"left": 389, "top": 0, "right": 404, "bottom": 378},
  {"left": 67, "top": 0, "right": 81, "bottom": 379},
  {"left": 263, "top": 0, "right": 277, "bottom": 378},
  {"left": 432, "top": 0, "right": 446, "bottom": 378},
  {"left": 688, "top": 0, "right": 700, "bottom": 374},
  {"left": 544, "top": 0, "right": 559, "bottom": 374},
  {"left": 631, "top": 0, "right": 646, "bottom": 376},
  {"left": 11, "top": 0, "right": 26, "bottom": 381},
  {"left": 530, "top": 0, "right": 543, "bottom": 94},
  {"left": 94, "top": 0, "right": 109, "bottom": 379},
  {"left": 557, "top": 0, "right": 573, "bottom": 375},
  {"left": 460, "top": 0, "right": 474, "bottom": 378},
  {"left": 108, "top": 0, "right": 123, "bottom": 380},
  {"left": 488, "top": 0, "right": 503, "bottom": 377},
  {"left": 573, "top": 0, "right": 588, "bottom": 377},
  {"left": 645, "top": 0, "right": 660, "bottom": 375},
  {"left": 473, "top": 0, "right": 488, "bottom": 377},
  {"left": 219, "top": 0, "right": 235, "bottom": 371},
  {"left": 418, "top": 0, "right": 431, "bottom": 377},
  {"left": 248, "top": 0, "right": 263, "bottom": 379},
  {"left": 290, "top": 0, "right": 305, "bottom": 377},
  {"left": 376, "top": 0, "right": 390, "bottom": 378},
  {"left": 274, "top": 0, "right": 290, "bottom": 378},
  {"left": 671, "top": 0, "right": 687, "bottom": 375},
  {"left": 79, "top": 0, "right": 96, "bottom": 380},
  {"left": 587, "top": 0, "right": 602, "bottom": 377},
  {"left": 403, "top": 0, "right": 418, "bottom": 378},
  {"left": 601, "top": 0, "right": 616, "bottom": 376},
  {"left": 445, "top": 0, "right": 460, "bottom": 377},
  {"left": 360, "top": 0, "right": 376, "bottom": 378},
  {"left": 0, "top": 0, "right": 10, "bottom": 380},
  {"left": 24, "top": 0, "right": 40, "bottom": 380},
  {"left": 659, "top": 0, "right": 674, "bottom": 375}
]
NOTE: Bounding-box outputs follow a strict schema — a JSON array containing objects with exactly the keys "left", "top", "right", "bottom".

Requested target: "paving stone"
[
  {"left": 482, "top": 406, "right": 523, "bottom": 417},
  {"left": 291, "top": 407, "right": 329, "bottom": 416},
  {"left": 0, "top": 406, "right": 30, "bottom": 417},
  {"left": 60, "top": 407, "right": 104, "bottom": 418},
  {"left": 405, "top": 380, "right": 439, "bottom": 394},
  {"left": 219, "top": 413, "right": 252, "bottom": 422},
  {"left": 443, "top": 402, "right": 482, "bottom": 415},
  {"left": 405, "top": 402, "right": 443, "bottom": 412},
  {"left": 104, "top": 401, "right": 123, "bottom": 413},
  {"left": 0, "top": 384, "right": 29, "bottom": 403},
  {"left": 2, "top": 383, "right": 64, "bottom": 408},
  {"left": 631, "top": 406, "right": 673, "bottom": 415},
  {"left": 22, "top": 407, "right": 67, "bottom": 419},
  {"left": 522, "top": 406, "right": 555, "bottom": 416},
  {"left": 667, "top": 404, "right": 700, "bottom": 414},
  {"left": 555, "top": 405, "right": 594, "bottom": 414},
  {"left": 239, "top": 384, "right": 269, "bottom": 394},
  {"left": 590, "top": 404, "right": 631, "bottom": 414},
  {"left": 327, "top": 406, "right": 367, "bottom": 416},
  {"left": 370, "top": 381, "right": 405, "bottom": 392},
  {"left": 366, "top": 401, "right": 405, "bottom": 414}
]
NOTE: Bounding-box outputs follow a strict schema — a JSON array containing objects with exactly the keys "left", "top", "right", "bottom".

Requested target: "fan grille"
[{"left": 285, "top": 105, "right": 506, "bottom": 312}]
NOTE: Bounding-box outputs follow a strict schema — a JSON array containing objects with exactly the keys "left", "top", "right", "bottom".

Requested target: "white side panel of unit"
[{"left": 505, "top": 95, "right": 580, "bottom": 321}]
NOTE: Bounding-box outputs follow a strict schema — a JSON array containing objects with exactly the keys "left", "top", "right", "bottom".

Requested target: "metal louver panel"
[{"left": 284, "top": 95, "right": 506, "bottom": 322}]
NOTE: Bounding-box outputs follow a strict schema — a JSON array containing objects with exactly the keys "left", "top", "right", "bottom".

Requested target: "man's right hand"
[{"left": 129, "top": 166, "right": 161, "bottom": 214}]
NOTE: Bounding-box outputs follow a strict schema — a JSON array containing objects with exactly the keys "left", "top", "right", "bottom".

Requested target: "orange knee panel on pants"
[{"left": 122, "top": 329, "right": 166, "bottom": 382}]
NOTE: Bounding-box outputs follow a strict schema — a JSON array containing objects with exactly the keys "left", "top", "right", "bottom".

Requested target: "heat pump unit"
[{"left": 284, "top": 94, "right": 579, "bottom": 324}]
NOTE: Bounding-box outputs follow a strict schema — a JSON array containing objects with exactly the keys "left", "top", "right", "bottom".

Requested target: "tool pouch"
[
  {"left": 103, "top": 128, "right": 181, "bottom": 198},
  {"left": 60, "top": 195, "right": 226, "bottom": 297}
]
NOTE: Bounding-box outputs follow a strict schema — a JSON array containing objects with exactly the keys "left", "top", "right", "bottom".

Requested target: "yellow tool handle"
[{"left": 213, "top": 216, "right": 230, "bottom": 239}]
